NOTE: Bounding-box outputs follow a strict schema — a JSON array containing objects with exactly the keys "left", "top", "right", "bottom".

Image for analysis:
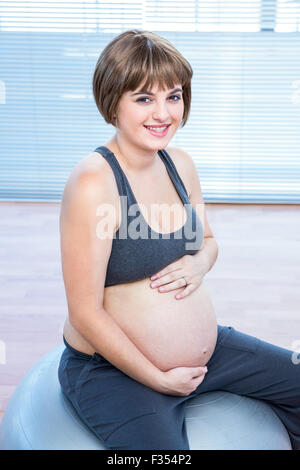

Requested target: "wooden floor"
[{"left": 1, "top": 202, "right": 300, "bottom": 423}]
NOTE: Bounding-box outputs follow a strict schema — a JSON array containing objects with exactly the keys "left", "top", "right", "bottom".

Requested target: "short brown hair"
[{"left": 92, "top": 30, "right": 193, "bottom": 128}]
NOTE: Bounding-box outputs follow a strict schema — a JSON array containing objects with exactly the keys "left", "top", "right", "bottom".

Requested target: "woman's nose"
[{"left": 152, "top": 101, "right": 170, "bottom": 122}]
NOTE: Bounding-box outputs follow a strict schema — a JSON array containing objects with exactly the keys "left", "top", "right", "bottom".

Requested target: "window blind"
[{"left": 0, "top": 1, "right": 299, "bottom": 203}]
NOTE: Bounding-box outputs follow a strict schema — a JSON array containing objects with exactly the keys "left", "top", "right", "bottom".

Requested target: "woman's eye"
[
  {"left": 136, "top": 97, "right": 151, "bottom": 103},
  {"left": 169, "top": 94, "right": 181, "bottom": 101},
  {"left": 136, "top": 95, "right": 181, "bottom": 103}
]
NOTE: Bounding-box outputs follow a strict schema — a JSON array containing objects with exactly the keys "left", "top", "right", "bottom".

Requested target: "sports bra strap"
[{"left": 94, "top": 146, "right": 128, "bottom": 197}]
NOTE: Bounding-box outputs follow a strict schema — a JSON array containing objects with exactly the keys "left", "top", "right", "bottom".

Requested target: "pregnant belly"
[{"left": 103, "top": 278, "right": 218, "bottom": 371}]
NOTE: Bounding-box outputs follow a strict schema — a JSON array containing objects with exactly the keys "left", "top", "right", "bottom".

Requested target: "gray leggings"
[{"left": 58, "top": 325, "right": 300, "bottom": 450}]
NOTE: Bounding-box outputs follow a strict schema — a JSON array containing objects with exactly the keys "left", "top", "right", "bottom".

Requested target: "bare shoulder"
[
  {"left": 60, "top": 151, "right": 120, "bottom": 226},
  {"left": 165, "top": 145, "right": 197, "bottom": 197},
  {"left": 67, "top": 151, "right": 116, "bottom": 185},
  {"left": 165, "top": 147, "right": 212, "bottom": 236},
  {"left": 63, "top": 151, "right": 119, "bottom": 198}
]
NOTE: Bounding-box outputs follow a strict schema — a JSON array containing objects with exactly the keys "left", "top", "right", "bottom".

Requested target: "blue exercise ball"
[{"left": 0, "top": 345, "right": 292, "bottom": 450}]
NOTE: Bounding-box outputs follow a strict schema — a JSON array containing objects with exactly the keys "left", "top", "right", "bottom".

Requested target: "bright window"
[{"left": 0, "top": 1, "right": 299, "bottom": 202}]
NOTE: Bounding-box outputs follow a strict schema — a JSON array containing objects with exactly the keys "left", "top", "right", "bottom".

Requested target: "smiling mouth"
[{"left": 144, "top": 124, "right": 171, "bottom": 132}]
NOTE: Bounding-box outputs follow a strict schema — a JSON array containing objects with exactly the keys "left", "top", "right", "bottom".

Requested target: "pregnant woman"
[{"left": 58, "top": 30, "right": 300, "bottom": 450}]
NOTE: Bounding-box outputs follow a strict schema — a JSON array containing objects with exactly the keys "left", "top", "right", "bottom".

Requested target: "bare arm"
[
  {"left": 60, "top": 161, "right": 164, "bottom": 392},
  {"left": 60, "top": 157, "right": 208, "bottom": 397},
  {"left": 71, "top": 308, "right": 164, "bottom": 390}
]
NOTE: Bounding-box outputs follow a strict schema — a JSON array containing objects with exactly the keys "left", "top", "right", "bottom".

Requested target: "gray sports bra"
[{"left": 94, "top": 146, "right": 204, "bottom": 287}]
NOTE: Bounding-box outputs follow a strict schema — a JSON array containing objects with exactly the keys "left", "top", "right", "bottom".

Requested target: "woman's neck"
[{"left": 106, "top": 136, "right": 160, "bottom": 175}]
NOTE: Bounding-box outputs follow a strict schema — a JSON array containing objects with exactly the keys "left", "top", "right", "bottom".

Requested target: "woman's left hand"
[{"left": 149, "top": 254, "right": 206, "bottom": 300}]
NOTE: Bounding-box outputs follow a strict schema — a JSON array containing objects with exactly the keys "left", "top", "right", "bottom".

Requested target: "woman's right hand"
[{"left": 157, "top": 365, "right": 208, "bottom": 396}]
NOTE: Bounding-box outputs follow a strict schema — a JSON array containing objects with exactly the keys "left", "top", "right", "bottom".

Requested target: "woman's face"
[{"left": 115, "top": 82, "right": 184, "bottom": 152}]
